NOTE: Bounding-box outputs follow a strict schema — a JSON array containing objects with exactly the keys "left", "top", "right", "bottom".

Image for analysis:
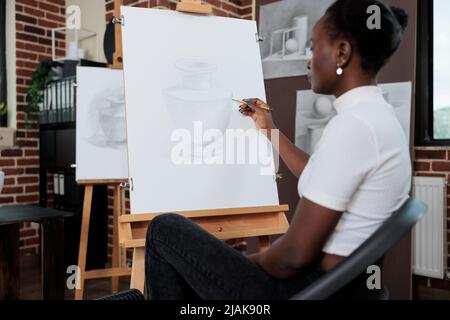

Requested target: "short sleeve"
[{"left": 301, "top": 115, "right": 379, "bottom": 211}]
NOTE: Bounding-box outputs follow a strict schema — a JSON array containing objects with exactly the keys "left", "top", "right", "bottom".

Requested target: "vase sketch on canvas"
[
  {"left": 163, "top": 57, "right": 233, "bottom": 159},
  {"left": 84, "top": 85, "right": 127, "bottom": 149},
  {"left": 76, "top": 66, "right": 128, "bottom": 181}
]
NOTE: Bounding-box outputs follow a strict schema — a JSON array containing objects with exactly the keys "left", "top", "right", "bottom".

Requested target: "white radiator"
[{"left": 412, "top": 176, "right": 448, "bottom": 279}]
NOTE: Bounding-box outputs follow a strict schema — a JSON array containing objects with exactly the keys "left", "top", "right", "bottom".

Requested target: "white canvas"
[
  {"left": 121, "top": 8, "right": 280, "bottom": 214},
  {"left": 76, "top": 67, "right": 129, "bottom": 181},
  {"left": 295, "top": 82, "right": 413, "bottom": 155}
]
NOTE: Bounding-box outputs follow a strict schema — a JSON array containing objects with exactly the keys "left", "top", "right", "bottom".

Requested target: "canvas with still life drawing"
[
  {"left": 121, "top": 7, "right": 279, "bottom": 214},
  {"left": 75, "top": 67, "right": 128, "bottom": 181}
]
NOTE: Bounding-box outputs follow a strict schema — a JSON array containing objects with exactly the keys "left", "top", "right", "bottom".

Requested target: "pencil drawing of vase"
[
  {"left": 84, "top": 87, "right": 127, "bottom": 149},
  {"left": 163, "top": 57, "right": 232, "bottom": 159}
]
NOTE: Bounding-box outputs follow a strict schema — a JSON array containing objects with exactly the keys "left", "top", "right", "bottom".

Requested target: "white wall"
[
  {"left": 6, "top": 0, "right": 16, "bottom": 128},
  {"left": 66, "top": 0, "right": 107, "bottom": 63}
]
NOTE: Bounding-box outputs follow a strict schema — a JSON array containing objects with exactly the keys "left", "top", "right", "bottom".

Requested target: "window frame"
[{"left": 415, "top": 0, "right": 450, "bottom": 146}]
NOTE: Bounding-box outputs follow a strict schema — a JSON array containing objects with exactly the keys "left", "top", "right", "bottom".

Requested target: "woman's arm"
[
  {"left": 275, "top": 129, "right": 311, "bottom": 179},
  {"left": 248, "top": 197, "right": 342, "bottom": 279},
  {"left": 240, "top": 98, "right": 310, "bottom": 178}
]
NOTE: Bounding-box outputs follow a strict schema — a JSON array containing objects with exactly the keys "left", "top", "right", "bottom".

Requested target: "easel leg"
[
  {"left": 258, "top": 235, "right": 271, "bottom": 252},
  {"left": 130, "top": 247, "right": 145, "bottom": 294},
  {"left": 74, "top": 185, "right": 93, "bottom": 300},
  {"left": 111, "top": 185, "right": 120, "bottom": 293}
]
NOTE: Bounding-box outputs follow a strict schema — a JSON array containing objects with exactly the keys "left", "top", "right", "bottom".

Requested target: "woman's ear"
[{"left": 336, "top": 39, "right": 352, "bottom": 68}]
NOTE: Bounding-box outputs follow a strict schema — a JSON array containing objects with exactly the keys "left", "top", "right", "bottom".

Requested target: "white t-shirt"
[{"left": 298, "top": 86, "right": 412, "bottom": 257}]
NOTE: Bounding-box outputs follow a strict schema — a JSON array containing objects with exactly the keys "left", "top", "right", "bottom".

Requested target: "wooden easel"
[
  {"left": 116, "top": 0, "right": 290, "bottom": 294},
  {"left": 74, "top": 0, "right": 131, "bottom": 300},
  {"left": 110, "top": 0, "right": 124, "bottom": 69},
  {"left": 74, "top": 180, "right": 131, "bottom": 300},
  {"left": 120, "top": 205, "right": 289, "bottom": 292}
]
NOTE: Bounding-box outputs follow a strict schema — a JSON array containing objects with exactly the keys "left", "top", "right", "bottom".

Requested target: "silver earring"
[{"left": 336, "top": 65, "right": 343, "bottom": 76}]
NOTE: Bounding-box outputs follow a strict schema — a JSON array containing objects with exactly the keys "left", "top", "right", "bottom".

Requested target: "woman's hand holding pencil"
[
  {"left": 233, "top": 98, "right": 273, "bottom": 112},
  {"left": 237, "top": 98, "right": 277, "bottom": 137}
]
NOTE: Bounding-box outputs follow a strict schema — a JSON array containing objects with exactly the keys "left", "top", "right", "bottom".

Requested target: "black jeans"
[{"left": 145, "top": 213, "right": 324, "bottom": 300}]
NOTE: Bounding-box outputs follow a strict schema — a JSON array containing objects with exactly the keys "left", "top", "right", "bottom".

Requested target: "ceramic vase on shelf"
[{"left": 293, "top": 15, "right": 308, "bottom": 54}]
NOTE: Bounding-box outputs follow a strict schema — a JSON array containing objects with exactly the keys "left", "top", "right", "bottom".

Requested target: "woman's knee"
[{"left": 146, "top": 213, "right": 187, "bottom": 242}]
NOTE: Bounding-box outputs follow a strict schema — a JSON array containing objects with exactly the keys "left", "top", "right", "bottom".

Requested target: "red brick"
[
  {"left": 448, "top": 151, "right": 450, "bottom": 160},
  {"left": 25, "top": 167, "right": 39, "bottom": 175},
  {"left": 1, "top": 186, "right": 24, "bottom": 194},
  {"left": 38, "top": 18, "right": 58, "bottom": 29},
  {"left": 239, "top": 7, "right": 252, "bottom": 16},
  {"left": 16, "top": 49, "right": 38, "bottom": 60},
  {"left": 1, "top": 149, "right": 22, "bottom": 157},
  {"left": 16, "top": 69, "right": 33, "bottom": 78},
  {"left": 17, "top": 158, "right": 39, "bottom": 166},
  {"left": 106, "top": 1, "right": 115, "bottom": 11},
  {"left": 45, "top": 12, "right": 65, "bottom": 24},
  {"left": 23, "top": 43, "right": 47, "bottom": 54},
  {"left": 47, "top": 0, "right": 66, "bottom": 6},
  {"left": 25, "top": 149, "right": 39, "bottom": 157},
  {"left": 222, "top": 1, "right": 239, "bottom": 14},
  {"left": 432, "top": 162, "right": 450, "bottom": 172},
  {"left": 4, "top": 178, "right": 15, "bottom": 186},
  {"left": 25, "top": 185, "right": 39, "bottom": 193},
  {"left": 0, "top": 159, "right": 15, "bottom": 166},
  {"left": 16, "top": 22, "right": 24, "bottom": 31},
  {"left": 212, "top": 8, "right": 229, "bottom": 17},
  {"left": 16, "top": 194, "right": 39, "bottom": 204},
  {"left": 0, "top": 197, "right": 14, "bottom": 204},
  {"left": 415, "top": 149, "right": 448, "bottom": 159},
  {"left": 37, "top": 37, "right": 52, "bottom": 46},
  {"left": 2, "top": 168, "right": 25, "bottom": 175},
  {"left": 23, "top": 6, "right": 45, "bottom": 18},
  {"left": 16, "top": 0, "right": 37, "bottom": 7},
  {"left": 16, "top": 13, "right": 37, "bottom": 25},
  {"left": 206, "top": 0, "right": 222, "bottom": 7},
  {"left": 17, "top": 176, "right": 38, "bottom": 184},
  {"left": 414, "top": 161, "right": 430, "bottom": 171},
  {"left": 38, "top": 2, "right": 60, "bottom": 14},
  {"left": 16, "top": 139, "right": 38, "bottom": 148}
]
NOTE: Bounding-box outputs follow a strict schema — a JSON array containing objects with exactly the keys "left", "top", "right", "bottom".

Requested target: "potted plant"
[{"left": 26, "top": 60, "right": 56, "bottom": 124}]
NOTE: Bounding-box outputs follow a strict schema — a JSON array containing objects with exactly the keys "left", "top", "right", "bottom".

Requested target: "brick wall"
[
  {"left": 104, "top": 0, "right": 253, "bottom": 22},
  {"left": 103, "top": 0, "right": 253, "bottom": 263},
  {"left": 0, "top": 0, "right": 66, "bottom": 256},
  {"left": 413, "top": 146, "right": 450, "bottom": 293}
]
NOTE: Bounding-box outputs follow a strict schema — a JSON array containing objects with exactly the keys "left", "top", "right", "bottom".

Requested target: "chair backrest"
[{"left": 291, "top": 197, "right": 427, "bottom": 300}]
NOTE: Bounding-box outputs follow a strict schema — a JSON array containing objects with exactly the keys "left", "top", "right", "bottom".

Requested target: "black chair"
[
  {"left": 97, "top": 197, "right": 427, "bottom": 301},
  {"left": 290, "top": 197, "right": 427, "bottom": 300}
]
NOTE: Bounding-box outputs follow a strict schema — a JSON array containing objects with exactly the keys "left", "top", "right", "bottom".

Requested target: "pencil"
[{"left": 233, "top": 99, "right": 273, "bottom": 112}]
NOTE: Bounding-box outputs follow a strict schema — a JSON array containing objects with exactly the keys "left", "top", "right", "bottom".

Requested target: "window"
[
  {"left": 433, "top": 0, "right": 450, "bottom": 140},
  {"left": 416, "top": 0, "right": 450, "bottom": 145}
]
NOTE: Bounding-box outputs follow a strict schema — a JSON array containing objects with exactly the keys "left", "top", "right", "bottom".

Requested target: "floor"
[{"left": 19, "top": 255, "right": 131, "bottom": 300}]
